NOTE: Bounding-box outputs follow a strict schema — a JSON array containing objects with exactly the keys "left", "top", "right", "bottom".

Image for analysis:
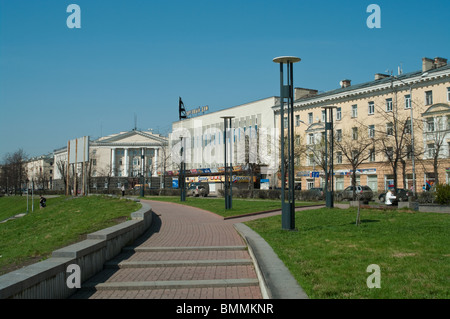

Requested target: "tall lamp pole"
[
  {"left": 221, "top": 116, "right": 235, "bottom": 209},
  {"left": 180, "top": 137, "right": 186, "bottom": 202},
  {"left": 273, "top": 56, "right": 301, "bottom": 231},
  {"left": 322, "top": 106, "right": 337, "bottom": 208}
]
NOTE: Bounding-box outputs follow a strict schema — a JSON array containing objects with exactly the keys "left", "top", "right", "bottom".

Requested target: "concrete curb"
[{"left": 234, "top": 223, "right": 308, "bottom": 299}]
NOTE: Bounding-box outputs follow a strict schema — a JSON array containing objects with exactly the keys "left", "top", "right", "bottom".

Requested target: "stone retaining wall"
[{"left": 0, "top": 202, "right": 153, "bottom": 299}]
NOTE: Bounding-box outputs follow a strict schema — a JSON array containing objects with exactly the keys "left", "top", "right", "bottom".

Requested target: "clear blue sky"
[{"left": 1, "top": 0, "right": 449, "bottom": 160}]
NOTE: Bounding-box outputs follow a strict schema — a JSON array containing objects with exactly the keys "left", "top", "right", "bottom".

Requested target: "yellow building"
[{"left": 274, "top": 57, "right": 450, "bottom": 195}]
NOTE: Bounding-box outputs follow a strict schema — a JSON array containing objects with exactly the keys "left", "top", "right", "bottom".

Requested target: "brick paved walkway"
[{"left": 71, "top": 200, "right": 269, "bottom": 299}]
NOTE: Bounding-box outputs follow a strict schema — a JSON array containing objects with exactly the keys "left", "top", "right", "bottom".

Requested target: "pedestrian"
[
  {"left": 422, "top": 184, "right": 427, "bottom": 192},
  {"left": 385, "top": 189, "right": 396, "bottom": 206},
  {"left": 121, "top": 185, "right": 125, "bottom": 197},
  {"left": 39, "top": 195, "right": 46, "bottom": 209}
]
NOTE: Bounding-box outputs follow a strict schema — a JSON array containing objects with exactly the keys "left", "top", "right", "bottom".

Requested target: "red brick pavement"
[{"left": 71, "top": 200, "right": 270, "bottom": 299}]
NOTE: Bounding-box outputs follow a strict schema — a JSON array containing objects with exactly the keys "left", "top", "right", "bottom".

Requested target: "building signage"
[{"left": 185, "top": 105, "right": 209, "bottom": 117}]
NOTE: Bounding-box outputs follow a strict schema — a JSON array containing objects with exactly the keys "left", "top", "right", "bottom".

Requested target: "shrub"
[
  {"left": 435, "top": 184, "right": 450, "bottom": 205},
  {"left": 417, "top": 191, "right": 435, "bottom": 204}
]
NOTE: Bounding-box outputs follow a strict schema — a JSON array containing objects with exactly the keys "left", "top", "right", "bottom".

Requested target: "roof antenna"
[{"left": 134, "top": 113, "right": 137, "bottom": 131}]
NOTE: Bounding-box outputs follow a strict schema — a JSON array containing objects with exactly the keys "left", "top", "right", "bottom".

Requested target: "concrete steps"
[{"left": 76, "top": 245, "right": 262, "bottom": 298}]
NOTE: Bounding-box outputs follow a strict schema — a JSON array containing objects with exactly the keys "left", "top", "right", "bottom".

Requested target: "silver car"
[{"left": 337, "top": 185, "right": 373, "bottom": 201}]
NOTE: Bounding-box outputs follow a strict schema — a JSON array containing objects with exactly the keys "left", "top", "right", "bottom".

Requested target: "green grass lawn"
[
  {"left": 144, "top": 196, "right": 321, "bottom": 218},
  {"left": 245, "top": 207, "right": 450, "bottom": 299},
  {"left": 0, "top": 195, "right": 141, "bottom": 275}
]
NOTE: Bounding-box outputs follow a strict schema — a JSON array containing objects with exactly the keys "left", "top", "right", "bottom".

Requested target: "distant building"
[
  {"left": 26, "top": 154, "right": 54, "bottom": 190},
  {"left": 53, "top": 129, "right": 168, "bottom": 193}
]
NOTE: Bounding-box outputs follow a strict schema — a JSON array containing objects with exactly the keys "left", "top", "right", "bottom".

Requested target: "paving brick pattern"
[{"left": 71, "top": 200, "right": 264, "bottom": 299}]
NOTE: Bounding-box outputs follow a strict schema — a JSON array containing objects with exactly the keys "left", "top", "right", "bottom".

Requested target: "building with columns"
[{"left": 53, "top": 129, "right": 168, "bottom": 192}]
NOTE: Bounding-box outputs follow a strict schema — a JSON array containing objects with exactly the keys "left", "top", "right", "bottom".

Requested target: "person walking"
[
  {"left": 121, "top": 185, "right": 125, "bottom": 197},
  {"left": 39, "top": 195, "right": 46, "bottom": 209}
]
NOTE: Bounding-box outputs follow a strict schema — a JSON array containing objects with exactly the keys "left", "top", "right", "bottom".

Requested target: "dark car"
[
  {"left": 337, "top": 185, "right": 373, "bottom": 201},
  {"left": 306, "top": 187, "right": 324, "bottom": 200},
  {"left": 378, "top": 188, "right": 410, "bottom": 204}
]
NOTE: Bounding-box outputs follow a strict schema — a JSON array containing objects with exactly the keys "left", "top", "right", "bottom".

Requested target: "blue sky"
[{"left": 0, "top": 0, "right": 449, "bottom": 160}]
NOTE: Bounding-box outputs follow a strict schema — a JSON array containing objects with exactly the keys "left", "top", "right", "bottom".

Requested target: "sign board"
[
  {"left": 68, "top": 136, "right": 89, "bottom": 164},
  {"left": 311, "top": 171, "right": 320, "bottom": 178}
]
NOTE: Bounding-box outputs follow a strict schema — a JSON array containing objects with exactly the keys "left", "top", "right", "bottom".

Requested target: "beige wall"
[{"left": 275, "top": 64, "right": 450, "bottom": 193}]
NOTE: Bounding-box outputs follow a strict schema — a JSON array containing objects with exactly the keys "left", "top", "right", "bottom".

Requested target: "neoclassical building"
[
  {"left": 53, "top": 129, "right": 168, "bottom": 192},
  {"left": 273, "top": 56, "right": 450, "bottom": 193}
]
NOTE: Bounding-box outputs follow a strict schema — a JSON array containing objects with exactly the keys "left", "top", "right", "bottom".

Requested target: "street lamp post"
[
  {"left": 180, "top": 137, "right": 186, "bottom": 202},
  {"left": 273, "top": 56, "right": 301, "bottom": 231},
  {"left": 221, "top": 116, "right": 235, "bottom": 209},
  {"left": 322, "top": 106, "right": 337, "bottom": 208}
]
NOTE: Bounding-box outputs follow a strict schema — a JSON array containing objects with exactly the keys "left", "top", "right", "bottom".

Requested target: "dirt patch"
[{"left": 392, "top": 252, "right": 417, "bottom": 258}]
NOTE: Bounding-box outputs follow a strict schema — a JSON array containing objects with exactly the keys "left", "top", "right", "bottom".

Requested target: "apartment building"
[{"left": 274, "top": 57, "right": 450, "bottom": 193}]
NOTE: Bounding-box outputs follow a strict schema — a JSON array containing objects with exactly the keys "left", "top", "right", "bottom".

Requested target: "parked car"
[
  {"left": 187, "top": 182, "right": 209, "bottom": 197},
  {"left": 378, "top": 188, "right": 410, "bottom": 204},
  {"left": 337, "top": 185, "right": 373, "bottom": 201},
  {"left": 306, "top": 187, "right": 324, "bottom": 200}
]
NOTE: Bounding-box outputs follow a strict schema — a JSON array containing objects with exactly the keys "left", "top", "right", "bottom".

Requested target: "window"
[
  {"left": 386, "top": 147, "right": 393, "bottom": 159},
  {"left": 308, "top": 154, "right": 315, "bottom": 166},
  {"left": 427, "top": 143, "right": 435, "bottom": 158},
  {"left": 352, "top": 150, "right": 359, "bottom": 161},
  {"left": 295, "top": 115, "right": 300, "bottom": 126},
  {"left": 283, "top": 117, "right": 288, "bottom": 128},
  {"left": 295, "top": 135, "right": 300, "bottom": 145},
  {"left": 307, "top": 180, "right": 314, "bottom": 190},
  {"left": 405, "top": 94, "right": 411, "bottom": 109},
  {"left": 406, "top": 145, "right": 412, "bottom": 159},
  {"left": 386, "top": 98, "right": 393, "bottom": 112},
  {"left": 336, "top": 129, "right": 342, "bottom": 142},
  {"left": 352, "top": 104, "right": 358, "bottom": 118},
  {"left": 352, "top": 127, "right": 358, "bottom": 140},
  {"left": 308, "top": 112, "right": 313, "bottom": 124},
  {"left": 404, "top": 119, "right": 411, "bottom": 134},
  {"left": 368, "top": 125, "right": 375, "bottom": 138},
  {"left": 308, "top": 133, "right": 314, "bottom": 145},
  {"left": 386, "top": 122, "right": 393, "bottom": 136},
  {"left": 336, "top": 152, "right": 343, "bottom": 164},
  {"left": 336, "top": 107, "right": 342, "bottom": 120},
  {"left": 368, "top": 101, "right": 374, "bottom": 115},
  {"left": 447, "top": 87, "right": 450, "bottom": 102},
  {"left": 427, "top": 118, "right": 435, "bottom": 132},
  {"left": 369, "top": 149, "right": 375, "bottom": 162},
  {"left": 425, "top": 91, "right": 433, "bottom": 105}
]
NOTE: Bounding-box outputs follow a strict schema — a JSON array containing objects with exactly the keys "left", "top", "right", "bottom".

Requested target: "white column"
[
  {"left": 154, "top": 148, "right": 158, "bottom": 176},
  {"left": 124, "top": 148, "right": 129, "bottom": 177},
  {"left": 111, "top": 148, "right": 116, "bottom": 177}
]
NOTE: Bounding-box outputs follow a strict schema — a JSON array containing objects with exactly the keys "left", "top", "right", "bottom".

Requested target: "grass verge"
[
  {"left": 0, "top": 195, "right": 141, "bottom": 275},
  {"left": 245, "top": 207, "right": 450, "bottom": 299},
  {"left": 144, "top": 196, "right": 321, "bottom": 218}
]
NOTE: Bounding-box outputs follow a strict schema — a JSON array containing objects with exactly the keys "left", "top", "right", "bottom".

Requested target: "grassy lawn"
[
  {"left": 144, "top": 196, "right": 322, "bottom": 218},
  {"left": 245, "top": 207, "right": 450, "bottom": 299},
  {"left": 0, "top": 195, "right": 141, "bottom": 275}
]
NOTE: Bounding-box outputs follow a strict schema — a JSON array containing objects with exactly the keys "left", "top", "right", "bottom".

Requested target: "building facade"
[
  {"left": 273, "top": 57, "right": 450, "bottom": 194},
  {"left": 53, "top": 129, "right": 168, "bottom": 192},
  {"left": 169, "top": 97, "right": 280, "bottom": 191}
]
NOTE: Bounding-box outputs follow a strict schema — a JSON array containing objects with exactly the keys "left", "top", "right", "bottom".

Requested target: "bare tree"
[
  {"left": 1, "top": 149, "right": 28, "bottom": 194},
  {"left": 334, "top": 124, "right": 377, "bottom": 200}
]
